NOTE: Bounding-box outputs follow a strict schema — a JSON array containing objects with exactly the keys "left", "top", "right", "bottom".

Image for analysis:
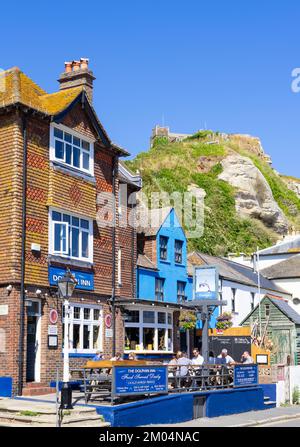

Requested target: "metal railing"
[{"left": 78, "top": 364, "right": 235, "bottom": 404}]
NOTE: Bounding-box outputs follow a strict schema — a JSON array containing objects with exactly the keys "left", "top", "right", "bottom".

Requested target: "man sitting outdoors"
[
  {"left": 240, "top": 351, "right": 254, "bottom": 364},
  {"left": 217, "top": 349, "right": 235, "bottom": 365}
]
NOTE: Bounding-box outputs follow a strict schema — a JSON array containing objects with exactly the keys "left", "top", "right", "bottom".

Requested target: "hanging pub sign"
[{"left": 194, "top": 265, "right": 219, "bottom": 300}]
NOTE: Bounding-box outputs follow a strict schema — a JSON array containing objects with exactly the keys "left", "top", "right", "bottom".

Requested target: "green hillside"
[{"left": 126, "top": 131, "right": 300, "bottom": 256}]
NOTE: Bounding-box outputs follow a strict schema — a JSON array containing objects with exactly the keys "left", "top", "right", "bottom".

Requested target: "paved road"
[
  {"left": 148, "top": 406, "right": 300, "bottom": 427},
  {"left": 259, "top": 417, "right": 300, "bottom": 427}
]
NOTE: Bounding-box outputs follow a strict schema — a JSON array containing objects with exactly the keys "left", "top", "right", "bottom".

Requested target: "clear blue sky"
[{"left": 2, "top": 1, "right": 300, "bottom": 177}]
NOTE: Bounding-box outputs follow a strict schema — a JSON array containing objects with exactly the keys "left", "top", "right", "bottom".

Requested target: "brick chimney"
[{"left": 58, "top": 58, "right": 95, "bottom": 103}]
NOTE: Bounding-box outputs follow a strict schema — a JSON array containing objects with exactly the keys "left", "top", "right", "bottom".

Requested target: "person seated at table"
[
  {"left": 167, "top": 354, "right": 178, "bottom": 388},
  {"left": 128, "top": 352, "right": 137, "bottom": 361},
  {"left": 191, "top": 348, "right": 204, "bottom": 367},
  {"left": 110, "top": 352, "right": 123, "bottom": 361},
  {"left": 217, "top": 349, "right": 235, "bottom": 365},
  {"left": 240, "top": 351, "right": 254, "bottom": 364},
  {"left": 92, "top": 350, "right": 104, "bottom": 361},
  {"left": 176, "top": 351, "right": 192, "bottom": 387}
]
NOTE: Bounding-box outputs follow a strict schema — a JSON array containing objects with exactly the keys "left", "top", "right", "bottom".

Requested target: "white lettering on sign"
[
  {"left": 48, "top": 325, "right": 58, "bottom": 335},
  {"left": 105, "top": 328, "right": 113, "bottom": 338},
  {"left": 0, "top": 305, "right": 8, "bottom": 316}
]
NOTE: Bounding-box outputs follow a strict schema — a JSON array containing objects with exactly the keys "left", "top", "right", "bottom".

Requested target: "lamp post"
[{"left": 58, "top": 269, "right": 76, "bottom": 410}]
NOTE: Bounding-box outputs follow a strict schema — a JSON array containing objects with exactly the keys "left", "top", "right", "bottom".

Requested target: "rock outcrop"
[
  {"left": 218, "top": 154, "right": 289, "bottom": 234},
  {"left": 282, "top": 177, "right": 300, "bottom": 199}
]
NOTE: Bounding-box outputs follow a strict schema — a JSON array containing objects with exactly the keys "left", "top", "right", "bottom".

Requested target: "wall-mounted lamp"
[
  {"left": 6, "top": 285, "right": 12, "bottom": 293},
  {"left": 36, "top": 289, "right": 42, "bottom": 296}
]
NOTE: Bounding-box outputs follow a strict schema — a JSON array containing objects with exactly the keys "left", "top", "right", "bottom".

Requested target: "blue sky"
[{"left": 2, "top": 1, "right": 300, "bottom": 177}]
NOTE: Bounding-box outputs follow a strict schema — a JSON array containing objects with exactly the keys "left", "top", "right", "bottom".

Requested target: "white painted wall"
[
  {"left": 271, "top": 278, "right": 300, "bottom": 314},
  {"left": 289, "top": 366, "right": 300, "bottom": 404},
  {"left": 276, "top": 381, "right": 286, "bottom": 406},
  {"left": 220, "top": 280, "right": 291, "bottom": 326}
]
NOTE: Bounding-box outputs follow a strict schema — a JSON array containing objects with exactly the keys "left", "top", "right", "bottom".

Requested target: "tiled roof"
[
  {"left": 137, "top": 206, "right": 173, "bottom": 236},
  {"left": 137, "top": 254, "right": 157, "bottom": 270},
  {"left": 188, "top": 251, "right": 291, "bottom": 295},
  {"left": 0, "top": 67, "right": 82, "bottom": 115},
  {"left": 257, "top": 236, "right": 300, "bottom": 256},
  {"left": 261, "top": 254, "right": 300, "bottom": 279}
]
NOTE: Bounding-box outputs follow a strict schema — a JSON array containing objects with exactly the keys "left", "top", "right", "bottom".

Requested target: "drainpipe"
[
  {"left": 18, "top": 113, "right": 28, "bottom": 395},
  {"left": 112, "top": 156, "right": 117, "bottom": 357},
  {"left": 131, "top": 197, "right": 135, "bottom": 299}
]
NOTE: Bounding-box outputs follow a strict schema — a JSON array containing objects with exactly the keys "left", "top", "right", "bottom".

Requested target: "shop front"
[{"left": 118, "top": 300, "right": 183, "bottom": 359}]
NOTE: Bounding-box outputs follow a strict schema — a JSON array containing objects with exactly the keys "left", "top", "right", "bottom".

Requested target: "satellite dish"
[{"left": 293, "top": 298, "right": 300, "bottom": 306}]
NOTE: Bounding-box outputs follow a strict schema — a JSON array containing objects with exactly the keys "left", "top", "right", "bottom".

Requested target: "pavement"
[
  {"left": 149, "top": 405, "right": 300, "bottom": 427},
  {"left": 0, "top": 396, "right": 110, "bottom": 427}
]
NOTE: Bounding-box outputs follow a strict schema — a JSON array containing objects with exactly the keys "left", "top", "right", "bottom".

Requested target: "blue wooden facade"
[{"left": 137, "top": 208, "right": 193, "bottom": 304}]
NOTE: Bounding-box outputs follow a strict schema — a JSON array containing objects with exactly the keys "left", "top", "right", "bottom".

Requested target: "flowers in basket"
[
  {"left": 216, "top": 312, "right": 233, "bottom": 330},
  {"left": 179, "top": 311, "right": 197, "bottom": 331}
]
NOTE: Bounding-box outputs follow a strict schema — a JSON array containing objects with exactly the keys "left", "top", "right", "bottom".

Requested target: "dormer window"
[{"left": 50, "top": 124, "right": 94, "bottom": 176}]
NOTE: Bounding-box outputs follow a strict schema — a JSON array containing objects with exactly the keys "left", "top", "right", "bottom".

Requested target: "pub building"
[{"left": 0, "top": 59, "right": 141, "bottom": 396}]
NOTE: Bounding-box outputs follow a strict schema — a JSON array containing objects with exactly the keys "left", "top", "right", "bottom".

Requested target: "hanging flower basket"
[
  {"left": 179, "top": 311, "right": 197, "bottom": 331},
  {"left": 216, "top": 312, "right": 233, "bottom": 330}
]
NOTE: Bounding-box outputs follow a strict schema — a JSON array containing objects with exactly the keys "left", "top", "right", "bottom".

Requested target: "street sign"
[
  {"left": 112, "top": 365, "right": 168, "bottom": 397},
  {"left": 105, "top": 314, "right": 112, "bottom": 328},
  {"left": 194, "top": 266, "right": 219, "bottom": 300},
  {"left": 49, "top": 309, "right": 58, "bottom": 324}
]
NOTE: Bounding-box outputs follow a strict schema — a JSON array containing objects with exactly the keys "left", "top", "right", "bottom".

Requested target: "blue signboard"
[
  {"left": 112, "top": 366, "right": 168, "bottom": 396},
  {"left": 194, "top": 266, "right": 219, "bottom": 300},
  {"left": 48, "top": 266, "right": 94, "bottom": 291},
  {"left": 234, "top": 364, "right": 258, "bottom": 388}
]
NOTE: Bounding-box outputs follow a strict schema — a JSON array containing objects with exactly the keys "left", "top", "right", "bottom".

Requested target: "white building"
[{"left": 188, "top": 252, "right": 292, "bottom": 327}]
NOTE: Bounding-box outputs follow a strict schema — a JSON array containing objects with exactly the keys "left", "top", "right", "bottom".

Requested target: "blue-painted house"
[{"left": 123, "top": 207, "right": 193, "bottom": 358}]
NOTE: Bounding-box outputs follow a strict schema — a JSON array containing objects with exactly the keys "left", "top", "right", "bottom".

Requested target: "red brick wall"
[{"left": 0, "top": 101, "right": 137, "bottom": 391}]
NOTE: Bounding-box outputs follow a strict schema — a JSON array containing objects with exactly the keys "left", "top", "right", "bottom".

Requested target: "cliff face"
[
  {"left": 126, "top": 130, "right": 300, "bottom": 255},
  {"left": 282, "top": 176, "right": 300, "bottom": 199},
  {"left": 219, "top": 153, "right": 288, "bottom": 234}
]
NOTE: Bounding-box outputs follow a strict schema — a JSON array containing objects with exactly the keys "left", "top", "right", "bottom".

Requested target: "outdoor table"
[{"left": 82, "top": 360, "right": 153, "bottom": 403}]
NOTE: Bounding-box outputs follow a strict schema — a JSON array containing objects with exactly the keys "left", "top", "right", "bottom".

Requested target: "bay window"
[
  {"left": 63, "top": 304, "right": 103, "bottom": 353},
  {"left": 50, "top": 209, "right": 93, "bottom": 262},
  {"left": 50, "top": 124, "right": 94, "bottom": 176},
  {"left": 124, "top": 309, "right": 173, "bottom": 352}
]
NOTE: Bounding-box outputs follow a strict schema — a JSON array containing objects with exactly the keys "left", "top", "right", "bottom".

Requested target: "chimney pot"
[
  {"left": 80, "top": 58, "right": 89, "bottom": 70},
  {"left": 65, "top": 62, "right": 72, "bottom": 73},
  {"left": 58, "top": 57, "right": 95, "bottom": 103},
  {"left": 72, "top": 60, "right": 81, "bottom": 71}
]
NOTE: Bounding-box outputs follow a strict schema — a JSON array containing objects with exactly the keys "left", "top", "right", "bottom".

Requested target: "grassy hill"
[{"left": 126, "top": 131, "right": 300, "bottom": 256}]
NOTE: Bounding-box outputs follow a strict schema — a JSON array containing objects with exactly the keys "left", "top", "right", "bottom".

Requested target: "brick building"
[{"left": 0, "top": 59, "right": 141, "bottom": 396}]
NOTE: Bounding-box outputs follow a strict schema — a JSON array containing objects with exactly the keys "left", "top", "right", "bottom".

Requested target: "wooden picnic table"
[{"left": 82, "top": 360, "right": 156, "bottom": 403}]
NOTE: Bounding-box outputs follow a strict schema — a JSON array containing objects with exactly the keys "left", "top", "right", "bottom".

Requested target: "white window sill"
[
  {"left": 49, "top": 254, "right": 93, "bottom": 269},
  {"left": 51, "top": 160, "right": 95, "bottom": 183}
]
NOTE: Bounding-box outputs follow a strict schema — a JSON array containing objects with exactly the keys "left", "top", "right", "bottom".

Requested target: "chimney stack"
[{"left": 58, "top": 58, "right": 95, "bottom": 103}]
